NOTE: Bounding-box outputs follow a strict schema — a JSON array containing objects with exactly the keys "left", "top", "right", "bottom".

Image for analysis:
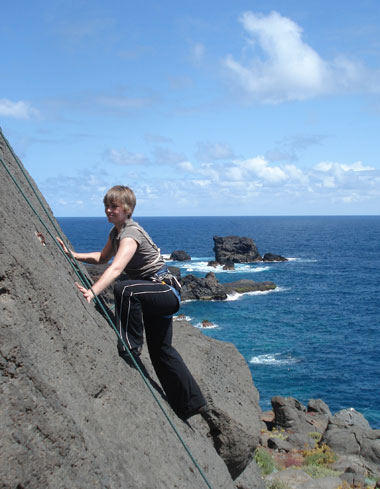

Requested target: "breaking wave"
[
  {"left": 249, "top": 353, "right": 299, "bottom": 366},
  {"left": 225, "top": 286, "right": 289, "bottom": 301},
  {"left": 168, "top": 259, "right": 271, "bottom": 274}
]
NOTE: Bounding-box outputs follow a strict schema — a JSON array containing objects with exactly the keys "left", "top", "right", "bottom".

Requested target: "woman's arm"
[
  {"left": 75, "top": 237, "right": 138, "bottom": 303},
  {"left": 57, "top": 237, "right": 114, "bottom": 264}
]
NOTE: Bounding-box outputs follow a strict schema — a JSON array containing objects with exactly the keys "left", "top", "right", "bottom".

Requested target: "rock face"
[
  {"left": 213, "top": 236, "right": 262, "bottom": 264},
  {"left": 170, "top": 249, "right": 191, "bottom": 261},
  {"left": 0, "top": 131, "right": 263, "bottom": 489}
]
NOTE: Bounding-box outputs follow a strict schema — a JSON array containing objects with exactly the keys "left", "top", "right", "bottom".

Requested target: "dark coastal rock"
[
  {"left": 261, "top": 397, "right": 380, "bottom": 483},
  {"left": 213, "top": 236, "right": 262, "bottom": 264},
  {"left": 201, "top": 320, "right": 214, "bottom": 328},
  {"left": 203, "top": 407, "right": 257, "bottom": 480},
  {"left": 265, "top": 468, "right": 312, "bottom": 488},
  {"left": 180, "top": 275, "right": 276, "bottom": 301},
  {"left": 307, "top": 398, "right": 332, "bottom": 417},
  {"left": 168, "top": 265, "right": 181, "bottom": 280},
  {"left": 262, "top": 253, "right": 288, "bottom": 262},
  {"left": 321, "top": 409, "right": 380, "bottom": 478},
  {"left": 224, "top": 279, "right": 276, "bottom": 294},
  {"left": 331, "top": 455, "right": 369, "bottom": 477},
  {"left": 0, "top": 130, "right": 263, "bottom": 489},
  {"left": 332, "top": 407, "right": 371, "bottom": 431},
  {"left": 223, "top": 260, "right": 235, "bottom": 270},
  {"left": 285, "top": 432, "right": 317, "bottom": 449},
  {"left": 207, "top": 260, "right": 219, "bottom": 268},
  {"left": 340, "top": 471, "right": 366, "bottom": 488},
  {"left": 234, "top": 459, "right": 266, "bottom": 489},
  {"left": 267, "top": 437, "right": 293, "bottom": 452},
  {"left": 170, "top": 249, "right": 191, "bottom": 261},
  {"left": 272, "top": 396, "right": 330, "bottom": 434},
  {"left": 180, "top": 273, "right": 228, "bottom": 301}
]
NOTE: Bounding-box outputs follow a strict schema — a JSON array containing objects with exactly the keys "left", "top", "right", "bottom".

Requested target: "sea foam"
[
  {"left": 169, "top": 259, "right": 271, "bottom": 274},
  {"left": 249, "top": 353, "right": 298, "bottom": 366}
]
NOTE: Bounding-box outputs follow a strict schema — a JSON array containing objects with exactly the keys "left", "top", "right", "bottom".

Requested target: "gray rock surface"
[
  {"left": 321, "top": 412, "right": 380, "bottom": 478},
  {"left": 0, "top": 130, "right": 263, "bottom": 489},
  {"left": 265, "top": 468, "right": 312, "bottom": 489},
  {"left": 332, "top": 408, "right": 372, "bottom": 430},
  {"left": 234, "top": 460, "right": 266, "bottom": 489},
  {"left": 298, "top": 476, "right": 343, "bottom": 489},
  {"left": 286, "top": 432, "right": 317, "bottom": 450},
  {"left": 271, "top": 396, "right": 329, "bottom": 433},
  {"left": 272, "top": 396, "right": 330, "bottom": 435},
  {"left": 307, "top": 399, "right": 332, "bottom": 418},
  {"left": 267, "top": 437, "right": 293, "bottom": 451}
]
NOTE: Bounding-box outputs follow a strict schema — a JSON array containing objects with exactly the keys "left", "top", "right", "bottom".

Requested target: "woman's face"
[{"left": 104, "top": 201, "right": 128, "bottom": 227}]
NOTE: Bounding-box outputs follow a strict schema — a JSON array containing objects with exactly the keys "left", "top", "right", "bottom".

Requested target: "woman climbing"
[{"left": 58, "top": 185, "right": 208, "bottom": 420}]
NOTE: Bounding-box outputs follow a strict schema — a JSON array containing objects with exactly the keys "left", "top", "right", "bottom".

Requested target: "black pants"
[{"left": 114, "top": 280, "right": 206, "bottom": 419}]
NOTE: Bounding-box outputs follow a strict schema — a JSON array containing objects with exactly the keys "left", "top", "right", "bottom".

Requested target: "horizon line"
[{"left": 56, "top": 214, "right": 380, "bottom": 218}]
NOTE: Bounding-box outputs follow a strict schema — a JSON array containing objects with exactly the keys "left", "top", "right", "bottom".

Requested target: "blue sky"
[{"left": 1, "top": 0, "right": 380, "bottom": 216}]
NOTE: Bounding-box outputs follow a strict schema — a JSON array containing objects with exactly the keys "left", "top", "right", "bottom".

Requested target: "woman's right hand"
[{"left": 56, "top": 237, "right": 73, "bottom": 257}]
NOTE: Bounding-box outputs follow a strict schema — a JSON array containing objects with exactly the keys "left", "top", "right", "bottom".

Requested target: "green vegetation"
[
  {"left": 270, "top": 428, "right": 288, "bottom": 440},
  {"left": 302, "top": 444, "right": 337, "bottom": 466},
  {"left": 266, "top": 480, "right": 292, "bottom": 489},
  {"left": 254, "top": 447, "right": 276, "bottom": 475},
  {"left": 308, "top": 432, "right": 322, "bottom": 443},
  {"left": 302, "top": 465, "right": 341, "bottom": 479}
]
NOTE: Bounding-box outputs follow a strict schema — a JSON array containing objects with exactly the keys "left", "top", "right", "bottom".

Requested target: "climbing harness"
[{"left": 0, "top": 129, "right": 214, "bottom": 489}]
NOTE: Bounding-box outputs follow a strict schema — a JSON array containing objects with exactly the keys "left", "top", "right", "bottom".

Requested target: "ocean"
[{"left": 58, "top": 215, "right": 380, "bottom": 428}]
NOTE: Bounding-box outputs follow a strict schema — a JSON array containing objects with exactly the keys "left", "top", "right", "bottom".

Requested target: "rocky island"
[{"left": 1, "top": 129, "right": 379, "bottom": 489}]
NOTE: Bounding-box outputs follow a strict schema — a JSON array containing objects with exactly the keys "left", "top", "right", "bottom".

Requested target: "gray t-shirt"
[{"left": 109, "top": 219, "right": 165, "bottom": 279}]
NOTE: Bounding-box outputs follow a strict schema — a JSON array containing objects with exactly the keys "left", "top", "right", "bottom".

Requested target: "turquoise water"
[{"left": 58, "top": 216, "right": 380, "bottom": 428}]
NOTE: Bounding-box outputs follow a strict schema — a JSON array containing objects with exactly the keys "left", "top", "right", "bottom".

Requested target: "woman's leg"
[
  {"left": 144, "top": 313, "right": 206, "bottom": 419},
  {"left": 113, "top": 280, "right": 146, "bottom": 352},
  {"left": 114, "top": 279, "right": 206, "bottom": 418}
]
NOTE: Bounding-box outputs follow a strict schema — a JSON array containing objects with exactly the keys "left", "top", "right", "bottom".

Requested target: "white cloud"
[
  {"left": 0, "top": 99, "right": 39, "bottom": 119},
  {"left": 227, "top": 156, "right": 289, "bottom": 184},
  {"left": 191, "top": 179, "right": 211, "bottom": 187},
  {"left": 224, "top": 10, "right": 380, "bottom": 102},
  {"left": 341, "top": 161, "right": 375, "bottom": 172},
  {"left": 314, "top": 160, "right": 375, "bottom": 173},
  {"left": 42, "top": 151, "right": 380, "bottom": 216},
  {"left": 178, "top": 161, "right": 195, "bottom": 172},
  {"left": 314, "top": 161, "right": 334, "bottom": 172},
  {"left": 104, "top": 148, "right": 149, "bottom": 166}
]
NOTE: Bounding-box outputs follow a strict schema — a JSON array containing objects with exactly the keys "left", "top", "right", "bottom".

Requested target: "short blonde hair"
[{"left": 103, "top": 185, "right": 136, "bottom": 218}]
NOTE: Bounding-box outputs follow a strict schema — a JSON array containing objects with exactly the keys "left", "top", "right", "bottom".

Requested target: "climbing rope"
[{"left": 0, "top": 132, "right": 214, "bottom": 489}]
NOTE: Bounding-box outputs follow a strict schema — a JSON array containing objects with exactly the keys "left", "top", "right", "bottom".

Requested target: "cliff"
[{"left": 0, "top": 130, "right": 264, "bottom": 489}]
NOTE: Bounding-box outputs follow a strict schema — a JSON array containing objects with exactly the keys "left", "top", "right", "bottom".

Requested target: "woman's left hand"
[{"left": 75, "top": 282, "right": 95, "bottom": 303}]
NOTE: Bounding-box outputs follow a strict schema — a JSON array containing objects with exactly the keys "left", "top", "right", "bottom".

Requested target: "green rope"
[{"left": 0, "top": 147, "right": 214, "bottom": 489}]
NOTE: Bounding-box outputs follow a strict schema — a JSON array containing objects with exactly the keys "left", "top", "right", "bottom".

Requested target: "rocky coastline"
[
  {"left": 1, "top": 129, "right": 379, "bottom": 489},
  {"left": 256, "top": 395, "right": 380, "bottom": 489}
]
